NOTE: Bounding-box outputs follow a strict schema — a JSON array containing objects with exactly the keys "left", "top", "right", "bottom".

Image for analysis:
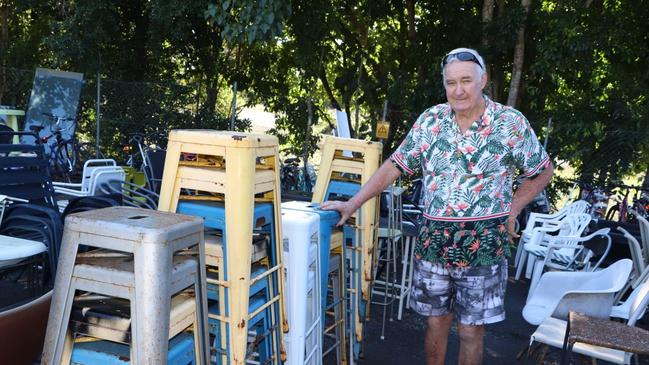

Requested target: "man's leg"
[
  {"left": 457, "top": 323, "right": 485, "bottom": 365},
  {"left": 424, "top": 313, "right": 453, "bottom": 365}
]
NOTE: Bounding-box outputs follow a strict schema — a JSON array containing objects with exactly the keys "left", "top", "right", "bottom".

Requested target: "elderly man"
[{"left": 321, "top": 47, "right": 554, "bottom": 365}]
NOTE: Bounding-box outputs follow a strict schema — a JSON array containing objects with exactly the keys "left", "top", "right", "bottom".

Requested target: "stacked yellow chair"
[
  {"left": 158, "top": 130, "right": 286, "bottom": 365},
  {"left": 311, "top": 135, "right": 382, "bottom": 362}
]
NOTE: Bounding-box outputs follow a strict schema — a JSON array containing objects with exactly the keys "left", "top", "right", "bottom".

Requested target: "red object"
[{"left": 0, "top": 291, "right": 52, "bottom": 365}]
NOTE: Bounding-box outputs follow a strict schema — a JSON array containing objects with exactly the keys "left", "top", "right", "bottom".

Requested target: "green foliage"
[
  {"left": 206, "top": 0, "right": 291, "bottom": 44},
  {"left": 2, "top": 0, "right": 649, "bottom": 194}
]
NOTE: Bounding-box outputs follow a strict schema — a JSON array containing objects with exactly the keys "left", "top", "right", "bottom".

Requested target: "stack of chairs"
[
  {"left": 0, "top": 131, "right": 63, "bottom": 277},
  {"left": 311, "top": 135, "right": 382, "bottom": 363},
  {"left": 158, "top": 130, "right": 286, "bottom": 365}
]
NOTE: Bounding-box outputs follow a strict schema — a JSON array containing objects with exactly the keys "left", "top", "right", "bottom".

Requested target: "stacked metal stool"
[
  {"left": 281, "top": 209, "right": 323, "bottom": 365},
  {"left": 311, "top": 135, "right": 382, "bottom": 364},
  {"left": 158, "top": 130, "right": 286, "bottom": 365},
  {"left": 281, "top": 200, "right": 347, "bottom": 365},
  {"left": 41, "top": 207, "right": 210, "bottom": 365}
]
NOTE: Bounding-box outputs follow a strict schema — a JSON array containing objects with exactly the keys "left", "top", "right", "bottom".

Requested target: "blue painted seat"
[{"left": 71, "top": 332, "right": 196, "bottom": 365}]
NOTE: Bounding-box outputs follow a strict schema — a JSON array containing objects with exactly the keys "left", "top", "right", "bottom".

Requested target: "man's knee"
[
  {"left": 427, "top": 314, "right": 453, "bottom": 329},
  {"left": 457, "top": 324, "right": 485, "bottom": 342}
]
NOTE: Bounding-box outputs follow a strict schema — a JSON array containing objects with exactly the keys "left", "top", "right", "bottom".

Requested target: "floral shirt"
[{"left": 390, "top": 95, "right": 550, "bottom": 266}]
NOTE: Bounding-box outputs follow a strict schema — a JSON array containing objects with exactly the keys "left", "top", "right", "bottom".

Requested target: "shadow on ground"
[{"left": 349, "top": 261, "right": 649, "bottom": 365}]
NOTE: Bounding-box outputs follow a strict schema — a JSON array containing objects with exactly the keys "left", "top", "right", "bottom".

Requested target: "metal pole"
[
  {"left": 543, "top": 117, "right": 552, "bottom": 150},
  {"left": 95, "top": 72, "right": 101, "bottom": 158},
  {"left": 382, "top": 100, "right": 388, "bottom": 121},
  {"left": 229, "top": 81, "right": 237, "bottom": 130},
  {"left": 304, "top": 99, "right": 313, "bottom": 192}
]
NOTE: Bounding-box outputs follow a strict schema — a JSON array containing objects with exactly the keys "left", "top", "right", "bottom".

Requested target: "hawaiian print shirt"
[{"left": 390, "top": 95, "right": 550, "bottom": 266}]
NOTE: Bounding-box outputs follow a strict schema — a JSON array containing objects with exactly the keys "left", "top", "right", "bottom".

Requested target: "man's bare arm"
[
  {"left": 320, "top": 160, "right": 402, "bottom": 226},
  {"left": 506, "top": 162, "right": 555, "bottom": 239}
]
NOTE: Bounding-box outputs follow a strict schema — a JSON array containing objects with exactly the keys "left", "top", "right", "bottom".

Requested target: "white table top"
[
  {"left": 0, "top": 108, "right": 25, "bottom": 116},
  {"left": 0, "top": 235, "right": 47, "bottom": 268}
]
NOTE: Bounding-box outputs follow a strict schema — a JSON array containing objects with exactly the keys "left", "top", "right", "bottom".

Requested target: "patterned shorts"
[{"left": 409, "top": 258, "right": 508, "bottom": 325}]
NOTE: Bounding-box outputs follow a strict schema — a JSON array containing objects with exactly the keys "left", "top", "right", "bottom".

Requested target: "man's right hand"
[{"left": 320, "top": 200, "right": 356, "bottom": 226}]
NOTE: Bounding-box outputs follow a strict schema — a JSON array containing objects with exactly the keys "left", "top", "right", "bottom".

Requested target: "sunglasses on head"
[{"left": 441, "top": 51, "right": 483, "bottom": 70}]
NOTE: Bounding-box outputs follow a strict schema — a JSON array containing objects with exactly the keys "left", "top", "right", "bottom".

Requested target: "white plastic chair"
[
  {"left": 617, "top": 227, "right": 647, "bottom": 287},
  {"left": 629, "top": 209, "right": 649, "bottom": 265},
  {"left": 527, "top": 264, "right": 649, "bottom": 365},
  {"left": 53, "top": 159, "right": 122, "bottom": 197},
  {"left": 522, "top": 258, "right": 632, "bottom": 326},
  {"left": 514, "top": 200, "right": 591, "bottom": 280},
  {"left": 523, "top": 213, "right": 593, "bottom": 298},
  {"left": 611, "top": 264, "right": 649, "bottom": 320},
  {"left": 53, "top": 159, "right": 125, "bottom": 211},
  {"left": 526, "top": 226, "right": 611, "bottom": 301}
]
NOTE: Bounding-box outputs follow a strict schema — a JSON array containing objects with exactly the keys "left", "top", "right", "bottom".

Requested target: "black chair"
[
  {"left": 0, "top": 134, "right": 58, "bottom": 208},
  {"left": 61, "top": 195, "right": 121, "bottom": 220},
  {"left": 0, "top": 124, "right": 15, "bottom": 144},
  {"left": 144, "top": 148, "right": 166, "bottom": 194},
  {"left": 99, "top": 179, "right": 159, "bottom": 210}
]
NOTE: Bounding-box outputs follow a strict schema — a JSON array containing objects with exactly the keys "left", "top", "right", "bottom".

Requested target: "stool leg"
[
  {"left": 311, "top": 147, "right": 335, "bottom": 204},
  {"left": 225, "top": 148, "right": 255, "bottom": 365},
  {"left": 133, "top": 245, "right": 173, "bottom": 365},
  {"left": 405, "top": 240, "right": 416, "bottom": 307},
  {"left": 51, "top": 285, "right": 77, "bottom": 365},
  {"left": 194, "top": 237, "right": 210, "bottom": 365},
  {"left": 192, "top": 279, "right": 209, "bottom": 365},
  {"left": 41, "top": 230, "right": 81, "bottom": 364},
  {"left": 397, "top": 236, "right": 411, "bottom": 320},
  {"left": 158, "top": 141, "right": 182, "bottom": 212}
]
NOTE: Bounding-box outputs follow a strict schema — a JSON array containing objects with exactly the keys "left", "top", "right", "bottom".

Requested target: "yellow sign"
[{"left": 376, "top": 120, "right": 390, "bottom": 139}]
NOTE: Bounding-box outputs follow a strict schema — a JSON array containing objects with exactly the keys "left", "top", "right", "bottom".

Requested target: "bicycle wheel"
[
  {"left": 76, "top": 142, "right": 106, "bottom": 164},
  {"left": 605, "top": 205, "right": 619, "bottom": 221},
  {"left": 52, "top": 140, "right": 78, "bottom": 183}
]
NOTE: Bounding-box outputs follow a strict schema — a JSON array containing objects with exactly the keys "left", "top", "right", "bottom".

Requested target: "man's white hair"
[{"left": 441, "top": 47, "right": 486, "bottom": 79}]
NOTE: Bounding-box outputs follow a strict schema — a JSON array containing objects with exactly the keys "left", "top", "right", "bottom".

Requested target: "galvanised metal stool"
[
  {"left": 67, "top": 291, "right": 199, "bottom": 364},
  {"left": 158, "top": 130, "right": 286, "bottom": 365},
  {"left": 41, "top": 207, "right": 209, "bottom": 365}
]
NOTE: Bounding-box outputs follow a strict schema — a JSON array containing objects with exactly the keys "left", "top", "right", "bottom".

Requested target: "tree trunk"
[
  {"left": 506, "top": 0, "right": 532, "bottom": 107},
  {"left": 0, "top": 1, "right": 9, "bottom": 103},
  {"left": 404, "top": 0, "right": 424, "bottom": 83},
  {"left": 481, "top": 0, "right": 496, "bottom": 97},
  {"left": 319, "top": 65, "right": 341, "bottom": 110}
]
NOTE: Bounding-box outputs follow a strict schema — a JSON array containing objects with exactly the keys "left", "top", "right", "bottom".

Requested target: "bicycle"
[
  {"left": 571, "top": 180, "right": 609, "bottom": 219},
  {"left": 29, "top": 113, "right": 80, "bottom": 182},
  {"left": 123, "top": 131, "right": 167, "bottom": 193},
  {"left": 280, "top": 156, "right": 316, "bottom": 194},
  {"left": 605, "top": 184, "right": 649, "bottom": 222}
]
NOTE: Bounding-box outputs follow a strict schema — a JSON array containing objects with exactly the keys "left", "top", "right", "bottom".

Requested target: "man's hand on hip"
[{"left": 505, "top": 214, "right": 520, "bottom": 244}]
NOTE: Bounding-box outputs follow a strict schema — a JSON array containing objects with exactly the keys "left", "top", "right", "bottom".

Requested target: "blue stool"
[
  {"left": 209, "top": 290, "right": 274, "bottom": 365},
  {"left": 71, "top": 332, "right": 196, "bottom": 365},
  {"left": 177, "top": 200, "right": 283, "bottom": 365},
  {"left": 323, "top": 181, "right": 366, "bottom": 361},
  {"left": 324, "top": 180, "right": 361, "bottom": 202}
]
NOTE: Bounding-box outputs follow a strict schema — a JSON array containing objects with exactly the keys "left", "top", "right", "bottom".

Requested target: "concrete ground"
[{"left": 352, "top": 261, "right": 649, "bottom": 365}]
